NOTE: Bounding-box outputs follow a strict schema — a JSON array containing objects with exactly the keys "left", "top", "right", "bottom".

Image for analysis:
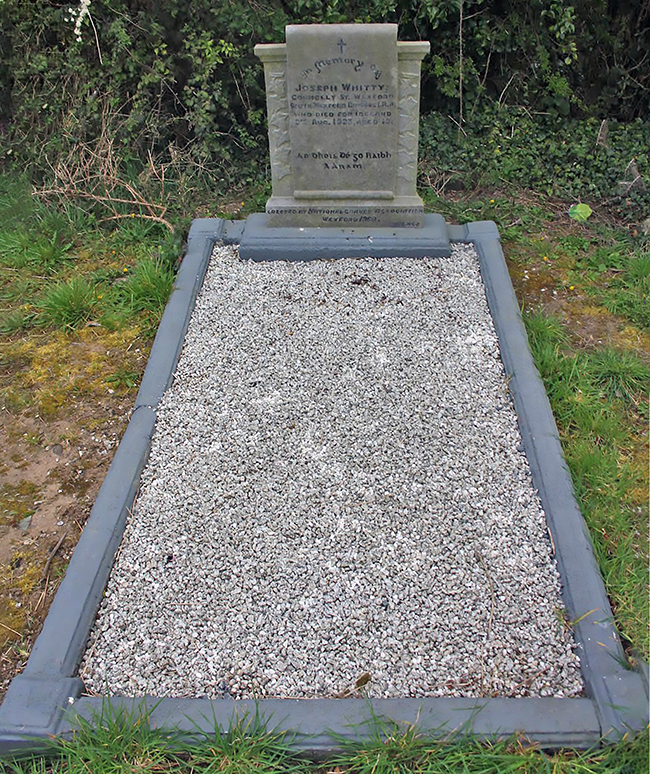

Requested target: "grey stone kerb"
[
  {"left": 255, "top": 24, "right": 430, "bottom": 228},
  {"left": 0, "top": 217, "right": 646, "bottom": 757}
]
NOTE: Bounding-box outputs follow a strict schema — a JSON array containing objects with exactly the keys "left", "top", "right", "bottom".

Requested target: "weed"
[
  {"left": 0, "top": 308, "right": 36, "bottom": 335},
  {"left": 564, "top": 238, "right": 650, "bottom": 331},
  {"left": 0, "top": 275, "right": 36, "bottom": 304},
  {"left": 522, "top": 308, "right": 570, "bottom": 351},
  {"left": 98, "top": 257, "right": 174, "bottom": 337},
  {"left": 0, "top": 387, "right": 30, "bottom": 413},
  {"left": 0, "top": 228, "right": 74, "bottom": 274},
  {"left": 105, "top": 367, "right": 140, "bottom": 390},
  {"left": 0, "top": 177, "right": 36, "bottom": 226},
  {"left": 329, "top": 716, "right": 437, "bottom": 774},
  {"left": 39, "top": 277, "right": 96, "bottom": 329},
  {"left": 121, "top": 259, "right": 174, "bottom": 315},
  {"left": 0, "top": 231, "right": 35, "bottom": 269},
  {"left": 1, "top": 691, "right": 649, "bottom": 772},
  {"left": 626, "top": 252, "right": 650, "bottom": 286},
  {"left": 30, "top": 231, "right": 75, "bottom": 272}
]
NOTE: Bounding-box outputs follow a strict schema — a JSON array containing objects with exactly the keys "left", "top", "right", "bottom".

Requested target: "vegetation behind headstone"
[{"left": 0, "top": 0, "right": 647, "bottom": 196}]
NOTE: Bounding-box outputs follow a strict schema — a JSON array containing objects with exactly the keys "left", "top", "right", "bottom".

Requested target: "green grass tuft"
[
  {"left": 585, "top": 348, "right": 650, "bottom": 401},
  {"left": 39, "top": 277, "right": 97, "bottom": 329},
  {"left": 121, "top": 259, "right": 175, "bottom": 316},
  {"left": 181, "top": 708, "right": 306, "bottom": 774},
  {"left": 329, "top": 718, "right": 650, "bottom": 774},
  {"left": 0, "top": 308, "right": 36, "bottom": 335}
]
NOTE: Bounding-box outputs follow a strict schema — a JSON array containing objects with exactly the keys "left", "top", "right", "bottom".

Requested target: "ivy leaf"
[{"left": 568, "top": 203, "right": 593, "bottom": 222}]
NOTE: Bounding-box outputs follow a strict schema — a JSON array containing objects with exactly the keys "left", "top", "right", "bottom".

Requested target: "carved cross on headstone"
[{"left": 337, "top": 38, "right": 346, "bottom": 55}]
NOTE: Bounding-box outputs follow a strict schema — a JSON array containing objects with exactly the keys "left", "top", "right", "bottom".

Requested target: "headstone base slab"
[{"left": 238, "top": 212, "right": 450, "bottom": 261}]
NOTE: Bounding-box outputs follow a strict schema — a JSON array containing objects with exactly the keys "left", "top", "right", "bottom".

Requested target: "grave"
[{"left": 0, "top": 23, "right": 647, "bottom": 757}]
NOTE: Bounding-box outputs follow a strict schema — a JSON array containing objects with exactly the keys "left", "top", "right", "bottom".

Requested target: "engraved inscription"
[
  {"left": 266, "top": 205, "right": 423, "bottom": 228},
  {"left": 286, "top": 24, "right": 398, "bottom": 196}
]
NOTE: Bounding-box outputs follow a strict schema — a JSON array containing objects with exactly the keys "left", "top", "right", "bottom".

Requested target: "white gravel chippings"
[{"left": 81, "top": 243, "right": 583, "bottom": 700}]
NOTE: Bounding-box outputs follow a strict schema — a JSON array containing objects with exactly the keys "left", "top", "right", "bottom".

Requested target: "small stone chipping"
[{"left": 81, "top": 243, "right": 583, "bottom": 700}]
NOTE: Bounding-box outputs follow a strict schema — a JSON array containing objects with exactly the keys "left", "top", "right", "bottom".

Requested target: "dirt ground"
[{"left": 0, "top": 328, "right": 148, "bottom": 699}]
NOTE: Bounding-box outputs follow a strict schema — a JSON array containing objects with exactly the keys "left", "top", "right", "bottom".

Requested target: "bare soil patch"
[{"left": 0, "top": 328, "right": 148, "bottom": 700}]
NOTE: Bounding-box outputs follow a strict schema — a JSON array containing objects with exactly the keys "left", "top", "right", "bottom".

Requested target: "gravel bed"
[{"left": 81, "top": 243, "right": 583, "bottom": 700}]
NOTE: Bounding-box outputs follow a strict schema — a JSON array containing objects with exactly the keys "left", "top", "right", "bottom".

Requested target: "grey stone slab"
[
  {"left": 73, "top": 695, "right": 600, "bottom": 754},
  {"left": 255, "top": 26, "right": 429, "bottom": 227},
  {"left": 0, "top": 218, "right": 647, "bottom": 757},
  {"left": 465, "top": 227, "right": 649, "bottom": 740},
  {"left": 238, "top": 212, "right": 450, "bottom": 260},
  {"left": 0, "top": 676, "right": 82, "bottom": 752}
]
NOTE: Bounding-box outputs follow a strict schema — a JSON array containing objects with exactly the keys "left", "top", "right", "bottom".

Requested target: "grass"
[
  {"left": 1, "top": 705, "right": 648, "bottom": 773},
  {"left": 586, "top": 347, "right": 650, "bottom": 402},
  {"left": 38, "top": 277, "right": 97, "bottom": 329},
  {"left": 523, "top": 311, "right": 648, "bottom": 651},
  {"left": 118, "top": 257, "right": 175, "bottom": 326},
  {"left": 0, "top": 176, "right": 178, "bottom": 339},
  {"left": 331, "top": 717, "right": 649, "bottom": 773}
]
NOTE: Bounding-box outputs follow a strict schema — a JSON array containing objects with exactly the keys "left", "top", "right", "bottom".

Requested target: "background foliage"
[{"left": 0, "top": 0, "right": 648, "bottom": 194}]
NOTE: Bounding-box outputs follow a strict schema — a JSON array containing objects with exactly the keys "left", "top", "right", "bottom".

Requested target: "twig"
[
  {"left": 480, "top": 44, "right": 493, "bottom": 89},
  {"left": 41, "top": 532, "right": 67, "bottom": 584},
  {"left": 36, "top": 576, "right": 49, "bottom": 610},
  {"left": 510, "top": 669, "right": 546, "bottom": 694},
  {"left": 87, "top": 11, "right": 103, "bottom": 65},
  {"left": 35, "top": 187, "right": 167, "bottom": 215},
  {"left": 447, "top": 114, "right": 467, "bottom": 137},
  {"left": 498, "top": 74, "right": 516, "bottom": 107},
  {"left": 0, "top": 621, "right": 22, "bottom": 637},
  {"left": 99, "top": 213, "right": 174, "bottom": 232}
]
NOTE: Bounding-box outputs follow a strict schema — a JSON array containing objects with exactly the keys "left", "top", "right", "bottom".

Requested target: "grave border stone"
[{"left": 0, "top": 218, "right": 646, "bottom": 756}]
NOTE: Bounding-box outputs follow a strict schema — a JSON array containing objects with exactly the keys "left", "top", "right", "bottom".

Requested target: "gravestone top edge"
[
  {"left": 398, "top": 41, "right": 430, "bottom": 58},
  {"left": 287, "top": 22, "right": 397, "bottom": 33},
  {"left": 254, "top": 41, "right": 430, "bottom": 61},
  {"left": 253, "top": 43, "right": 286, "bottom": 61}
]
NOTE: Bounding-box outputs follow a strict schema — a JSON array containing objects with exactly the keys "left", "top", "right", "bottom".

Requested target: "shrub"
[{"left": 0, "top": 0, "right": 647, "bottom": 183}]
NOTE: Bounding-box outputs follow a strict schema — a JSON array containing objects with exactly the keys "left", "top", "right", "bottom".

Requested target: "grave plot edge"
[
  {"left": 0, "top": 218, "right": 645, "bottom": 756},
  {"left": 452, "top": 221, "right": 649, "bottom": 740}
]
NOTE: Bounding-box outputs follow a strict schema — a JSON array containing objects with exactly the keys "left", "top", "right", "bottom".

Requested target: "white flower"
[{"left": 72, "top": 0, "right": 91, "bottom": 41}]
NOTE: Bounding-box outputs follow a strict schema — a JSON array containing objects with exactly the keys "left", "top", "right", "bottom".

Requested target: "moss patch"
[{"left": 0, "top": 480, "right": 40, "bottom": 528}]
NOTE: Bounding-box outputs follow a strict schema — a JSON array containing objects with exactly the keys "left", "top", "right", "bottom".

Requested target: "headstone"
[{"left": 255, "top": 24, "right": 430, "bottom": 228}]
